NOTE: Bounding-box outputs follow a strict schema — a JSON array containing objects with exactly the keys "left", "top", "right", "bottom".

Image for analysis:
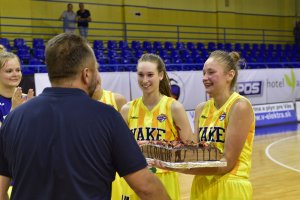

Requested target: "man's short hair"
[{"left": 45, "top": 33, "right": 93, "bottom": 83}]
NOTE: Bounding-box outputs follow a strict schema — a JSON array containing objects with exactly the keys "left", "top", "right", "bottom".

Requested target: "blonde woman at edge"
[
  {"left": 119, "top": 53, "right": 195, "bottom": 200},
  {"left": 0, "top": 51, "right": 34, "bottom": 127}
]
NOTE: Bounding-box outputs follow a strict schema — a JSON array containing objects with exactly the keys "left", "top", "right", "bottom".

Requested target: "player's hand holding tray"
[{"left": 140, "top": 140, "right": 227, "bottom": 169}]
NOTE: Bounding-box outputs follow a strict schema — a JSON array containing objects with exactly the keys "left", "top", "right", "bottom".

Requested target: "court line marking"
[{"left": 265, "top": 135, "right": 300, "bottom": 173}]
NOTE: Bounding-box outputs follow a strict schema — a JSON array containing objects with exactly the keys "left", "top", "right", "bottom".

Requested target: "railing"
[
  {"left": 0, "top": 16, "right": 295, "bottom": 46},
  {"left": 20, "top": 62, "right": 300, "bottom": 75}
]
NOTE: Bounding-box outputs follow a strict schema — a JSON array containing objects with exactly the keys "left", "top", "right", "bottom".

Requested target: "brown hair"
[
  {"left": 45, "top": 33, "right": 93, "bottom": 83},
  {"left": 208, "top": 50, "right": 240, "bottom": 91},
  {"left": 0, "top": 51, "right": 21, "bottom": 70},
  {"left": 137, "top": 53, "right": 171, "bottom": 97}
]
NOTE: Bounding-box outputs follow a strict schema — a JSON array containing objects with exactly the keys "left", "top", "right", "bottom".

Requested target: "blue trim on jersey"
[{"left": 0, "top": 95, "right": 12, "bottom": 123}]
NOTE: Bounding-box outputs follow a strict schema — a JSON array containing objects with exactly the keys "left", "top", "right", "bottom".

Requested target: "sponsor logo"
[
  {"left": 168, "top": 72, "right": 185, "bottom": 103},
  {"left": 157, "top": 114, "right": 167, "bottom": 122},
  {"left": 237, "top": 81, "right": 263, "bottom": 96},
  {"left": 0, "top": 103, "right": 4, "bottom": 106},
  {"left": 130, "top": 116, "right": 139, "bottom": 119},
  {"left": 284, "top": 69, "right": 296, "bottom": 92},
  {"left": 219, "top": 112, "right": 226, "bottom": 121},
  {"left": 201, "top": 115, "right": 207, "bottom": 119}
]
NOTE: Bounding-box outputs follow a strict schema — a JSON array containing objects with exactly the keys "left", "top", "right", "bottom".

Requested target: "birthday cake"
[{"left": 140, "top": 140, "right": 226, "bottom": 168}]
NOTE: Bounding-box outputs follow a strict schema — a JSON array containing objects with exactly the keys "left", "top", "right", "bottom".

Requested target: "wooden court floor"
[{"left": 179, "top": 124, "right": 300, "bottom": 200}]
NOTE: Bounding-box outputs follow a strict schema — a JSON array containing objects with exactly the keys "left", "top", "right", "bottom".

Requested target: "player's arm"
[
  {"left": 0, "top": 175, "right": 10, "bottom": 200},
  {"left": 124, "top": 168, "right": 170, "bottom": 200},
  {"left": 87, "top": 11, "right": 91, "bottom": 22},
  {"left": 114, "top": 93, "right": 127, "bottom": 112},
  {"left": 171, "top": 100, "right": 196, "bottom": 143},
  {"left": 120, "top": 102, "right": 130, "bottom": 124},
  {"left": 193, "top": 102, "right": 205, "bottom": 142}
]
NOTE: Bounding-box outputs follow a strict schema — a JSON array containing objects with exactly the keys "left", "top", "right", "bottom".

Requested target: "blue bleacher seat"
[
  {"left": 170, "top": 49, "right": 180, "bottom": 59},
  {"left": 176, "top": 42, "right": 185, "bottom": 50},
  {"left": 252, "top": 43, "right": 259, "bottom": 51},
  {"left": 119, "top": 41, "right": 129, "bottom": 49},
  {"left": 196, "top": 42, "right": 205, "bottom": 51},
  {"left": 131, "top": 41, "right": 141, "bottom": 50},
  {"left": 17, "top": 48, "right": 31, "bottom": 64},
  {"left": 134, "top": 49, "right": 143, "bottom": 58},
  {"left": 93, "top": 40, "right": 104, "bottom": 50},
  {"left": 32, "top": 38, "right": 45, "bottom": 49},
  {"left": 159, "top": 49, "right": 169, "bottom": 59},
  {"left": 207, "top": 42, "right": 216, "bottom": 51},
  {"left": 217, "top": 43, "right": 224, "bottom": 50},
  {"left": 108, "top": 49, "right": 118, "bottom": 58},
  {"left": 268, "top": 44, "right": 274, "bottom": 51},
  {"left": 224, "top": 43, "right": 232, "bottom": 51},
  {"left": 243, "top": 43, "right": 250, "bottom": 51},
  {"left": 260, "top": 43, "right": 267, "bottom": 51},
  {"left": 153, "top": 41, "right": 163, "bottom": 50},
  {"left": 0, "top": 38, "right": 11, "bottom": 51},
  {"left": 187, "top": 42, "right": 196, "bottom": 50},
  {"left": 234, "top": 43, "right": 242, "bottom": 51},
  {"left": 164, "top": 41, "right": 174, "bottom": 50},
  {"left": 142, "top": 41, "right": 152, "bottom": 51},
  {"left": 107, "top": 40, "right": 117, "bottom": 49},
  {"left": 14, "top": 38, "right": 26, "bottom": 49},
  {"left": 33, "top": 48, "right": 45, "bottom": 61},
  {"left": 29, "top": 58, "right": 43, "bottom": 65}
]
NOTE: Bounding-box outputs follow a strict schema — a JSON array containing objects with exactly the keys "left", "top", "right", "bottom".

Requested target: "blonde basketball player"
[
  {"left": 119, "top": 53, "right": 195, "bottom": 200},
  {"left": 153, "top": 50, "right": 255, "bottom": 199},
  {"left": 92, "top": 82, "right": 127, "bottom": 200}
]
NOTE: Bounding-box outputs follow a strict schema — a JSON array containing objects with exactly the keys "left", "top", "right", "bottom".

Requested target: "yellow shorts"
[
  {"left": 191, "top": 175, "right": 252, "bottom": 200},
  {"left": 120, "top": 171, "right": 180, "bottom": 200}
]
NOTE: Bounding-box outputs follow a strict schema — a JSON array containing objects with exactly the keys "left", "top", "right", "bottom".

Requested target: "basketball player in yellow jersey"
[
  {"left": 153, "top": 50, "right": 255, "bottom": 200},
  {"left": 92, "top": 83, "right": 127, "bottom": 200},
  {"left": 119, "top": 53, "right": 195, "bottom": 200},
  {"left": 92, "top": 83, "right": 127, "bottom": 111}
]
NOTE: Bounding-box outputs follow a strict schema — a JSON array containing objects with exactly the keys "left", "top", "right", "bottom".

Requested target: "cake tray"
[{"left": 146, "top": 158, "right": 227, "bottom": 169}]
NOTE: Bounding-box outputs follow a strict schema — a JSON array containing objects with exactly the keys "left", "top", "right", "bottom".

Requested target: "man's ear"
[{"left": 81, "top": 67, "right": 89, "bottom": 84}]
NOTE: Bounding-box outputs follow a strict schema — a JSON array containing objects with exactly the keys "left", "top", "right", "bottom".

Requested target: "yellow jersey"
[
  {"left": 198, "top": 92, "right": 255, "bottom": 178},
  {"left": 99, "top": 90, "right": 118, "bottom": 111},
  {"left": 127, "top": 95, "right": 179, "bottom": 141}
]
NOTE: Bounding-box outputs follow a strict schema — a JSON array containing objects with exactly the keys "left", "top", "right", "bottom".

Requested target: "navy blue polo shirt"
[{"left": 0, "top": 87, "right": 147, "bottom": 200}]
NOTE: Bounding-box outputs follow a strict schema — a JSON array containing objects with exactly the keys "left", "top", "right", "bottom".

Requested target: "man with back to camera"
[
  {"left": 77, "top": 2, "right": 91, "bottom": 39},
  {"left": 0, "top": 33, "right": 170, "bottom": 200}
]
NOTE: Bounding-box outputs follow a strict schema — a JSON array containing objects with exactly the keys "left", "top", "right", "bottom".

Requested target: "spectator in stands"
[
  {"left": 0, "top": 51, "right": 34, "bottom": 127},
  {"left": 294, "top": 21, "right": 300, "bottom": 47},
  {"left": 119, "top": 53, "right": 195, "bottom": 200},
  {"left": 59, "top": 3, "right": 76, "bottom": 34},
  {"left": 76, "top": 3, "right": 91, "bottom": 39},
  {"left": 152, "top": 50, "right": 255, "bottom": 200},
  {"left": 92, "top": 82, "right": 127, "bottom": 200},
  {"left": 0, "top": 33, "right": 170, "bottom": 200}
]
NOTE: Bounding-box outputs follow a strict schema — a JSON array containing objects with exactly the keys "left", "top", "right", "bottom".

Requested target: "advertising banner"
[
  {"left": 253, "top": 102, "right": 297, "bottom": 127},
  {"left": 264, "top": 68, "right": 300, "bottom": 103},
  {"left": 237, "top": 69, "right": 267, "bottom": 105}
]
